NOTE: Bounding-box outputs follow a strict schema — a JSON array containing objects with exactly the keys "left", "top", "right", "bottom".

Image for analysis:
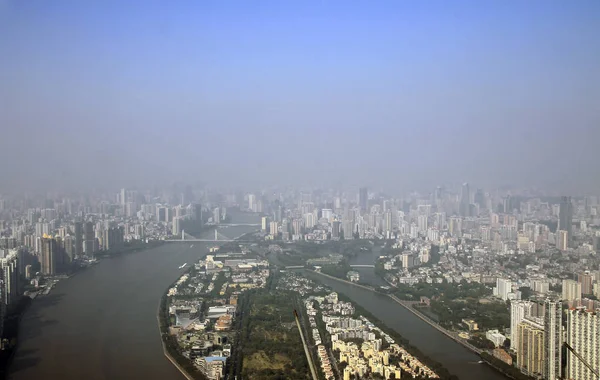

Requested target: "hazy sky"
[{"left": 1, "top": 1, "right": 599, "bottom": 193}]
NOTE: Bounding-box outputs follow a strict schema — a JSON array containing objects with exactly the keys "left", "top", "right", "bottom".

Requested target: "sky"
[{"left": 1, "top": 1, "right": 599, "bottom": 194}]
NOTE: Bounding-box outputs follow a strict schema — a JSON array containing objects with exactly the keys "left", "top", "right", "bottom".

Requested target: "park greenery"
[
  {"left": 394, "top": 281, "right": 510, "bottom": 330},
  {"left": 237, "top": 288, "right": 310, "bottom": 379},
  {"left": 320, "top": 260, "right": 352, "bottom": 279}
]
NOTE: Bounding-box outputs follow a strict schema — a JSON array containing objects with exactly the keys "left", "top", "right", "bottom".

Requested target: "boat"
[
  {"left": 179, "top": 263, "right": 188, "bottom": 269},
  {"left": 190, "top": 244, "right": 194, "bottom": 248}
]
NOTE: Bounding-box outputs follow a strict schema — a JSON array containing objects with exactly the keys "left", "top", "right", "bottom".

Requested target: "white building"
[
  {"left": 511, "top": 300, "right": 533, "bottom": 351},
  {"left": 321, "top": 209, "right": 333, "bottom": 222},
  {"left": 566, "top": 307, "right": 600, "bottom": 380},
  {"left": 493, "top": 278, "right": 513, "bottom": 301},
  {"left": 486, "top": 329, "right": 506, "bottom": 348},
  {"left": 562, "top": 279, "right": 582, "bottom": 302}
]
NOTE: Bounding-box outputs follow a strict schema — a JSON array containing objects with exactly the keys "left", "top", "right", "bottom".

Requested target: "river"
[
  {"left": 11, "top": 223, "right": 506, "bottom": 380},
  {"left": 9, "top": 211, "right": 260, "bottom": 380},
  {"left": 306, "top": 247, "right": 507, "bottom": 380}
]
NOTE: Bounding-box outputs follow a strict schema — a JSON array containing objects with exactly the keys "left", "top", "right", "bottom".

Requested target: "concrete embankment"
[
  {"left": 310, "top": 270, "right": 483, "bottom": 356},
  {"left": 156, "top": 299, "right": 194, "bottom": 380}
]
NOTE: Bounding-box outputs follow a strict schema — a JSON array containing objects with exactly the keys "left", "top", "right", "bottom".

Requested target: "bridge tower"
[{"left": 182, "top": 230, "right": 185, "bottom": 240}]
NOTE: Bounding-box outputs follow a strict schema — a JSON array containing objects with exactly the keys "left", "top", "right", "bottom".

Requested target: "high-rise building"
[
  {"left": 460, "top": 182, "right": 470, "bottom": 217},
  {"left": 41, "top": 236, "right": 64, "bottom": 275},
  {"left": 359, "top": 187, "right": 368, "bottom": 212},
  {"left": 417, "top": 214, "right": 428, "bottom": 233},
  {"left": 292, "top": 219, "right": 303, "bottom": 236},
  {"left": 448, "top": 217, "right": 462, "bottom": 237},
  {"left": 0, "top": 249, "right": 19, "bottom": 308},
  {"left": 578, "top": 272, "right": 594, "bottom": 295},
  {"left": 102, "top": 226, "right": 124, "bottom": 251},
  {"left": 517, "top": 317, "right": 545, "bottom": 378},
  {"left": 212, "top": 207, "right": 221, "bottom": 224},
  {"left": 563, "top": 279, "right": 582, "bottom": 303},
  {"left": 63, "top": 235, "right": 74, "bottom": 262},
  {"left": 494, "top": 278, "right": 513, "bottom": 301},
  {"left": 0, "top": 249, "right": 19, "bottom": 341},
  {"left": 332, "top": 221, "right": 341, "bottom": 240},
  {"left": 566, "top": 307, "right": 600, "bottom": 380},
  {"left": 544, "top": 300, "right": 563, "bottom": 380},
  {"left": 83, "top": 221, "right": 95, "bottom": 256},
  {"left": 156, "top": 206, "right": 167, "bottom": 222},
  {"left": 559, "top": 196, "right": 573, "bottom": 245},
  {"left": 261, "top": 216, "right": 269, "bottom": 232},
  {"left": 172, "top": 217, "right": 182, "bottom": 236},
  {"left": 474, "top": 188, "right": 485, "bottom": 210},
  {"left": 269, "top": 221, "right": 278, "bottom": 237},
  {"left": 74, "top": 221, "right": 83, "bottom": 257},
  {"left": 511, "top": 300, "right": 533, "bottom": 351},
  {"left": 120, "top": 188, "right": 126, "bottom": 206},
  {"left": 557, "top": 230, "right": 569, "bottom": 251},
  {"left": 248, "top": 194, "right": 256, "bottom": 212},
  {"left": 304, "top": 213, "right": 315, "bottom": 229}
]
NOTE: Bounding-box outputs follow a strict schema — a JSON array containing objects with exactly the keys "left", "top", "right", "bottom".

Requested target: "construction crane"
[
  {"left": 564, "top": 342, "right": 600, "bottom": 379},
  {"left": 293, "top": 309, "right": 319, "bottom": 380}
]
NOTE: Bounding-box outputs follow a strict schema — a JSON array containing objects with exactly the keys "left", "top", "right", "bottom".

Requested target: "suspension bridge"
[{"left": 166, "top": 225, "right": 257, "bottom": 242}]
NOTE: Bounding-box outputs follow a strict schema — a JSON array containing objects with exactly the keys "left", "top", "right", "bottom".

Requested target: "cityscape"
[
  {"left": 0, "top": 185, "right": 599, "bottom": 379},
  {"left": 2, "top": 1, "right": 599, "bottom": 380}
]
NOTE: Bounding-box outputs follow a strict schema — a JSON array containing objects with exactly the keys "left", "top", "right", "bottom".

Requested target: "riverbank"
[
  {"left": 308, "top": 270, "right": 527, "bottom": 380},
  {"left": 0, "top": 296, "right": 33, "bottom": 380},
  {"left": 156, "top": 297, "right": 196, "bottom": 380},
  {"left": 310, "top": 270, "right": 483, "bottom": 356},
  {"left": 388, "top": 295, "right": 482, "bottom": 354},
  {"left": 157, "top": 229, "right": 259, "bottom": 379}
]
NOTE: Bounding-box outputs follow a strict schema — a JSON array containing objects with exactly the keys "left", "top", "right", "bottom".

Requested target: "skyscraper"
[
  {"left": 83, "top": 221, "right": 95, "bottom": 256},
  {"left": 248, "top": 194, "right": 256, "bottom": 212},
  {"left": 557, "top": 230, "right": 569, "bottom": 251},
  {"left": 332, "top": 221, "right": 341, "bottom": 240},
  {"left": 460, "top": 182, "right": 470, "bottom": 217},
  {"left": 41, "top": 236, "right": 63, "bottom": 275},
  {"left": 544, "top": 299, "right": 562, "bottom": 380},
  {"left": 563, "top": 279, "right": 582, "bottom": 303},
  {"left": 359, "top": 187, "right": 368, "bottom": 212},
  {"left": 517, "top": 317, "right": 545, "bottom": 378},
  {"left": 559, "top": 196, "right": 573, "bottom": 245},
  {"left": 511, "top": 300, "right": 533, "bottom": 351},
  {"left": 74, "top": 221, "right": 83, "bottom": 257},
  {"left": 566, "top": 307, "right": 600, "bottom": 380},
  {"left": 578, "top": 272, "right": 594, "bottom": 295}
]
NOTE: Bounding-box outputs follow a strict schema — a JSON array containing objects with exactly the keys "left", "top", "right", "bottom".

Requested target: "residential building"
[
  {"left": 563, "top": 279, "right": 582, "bottom": 303},
  {"left": 544, "top": 300, "right": 562, "bottom": 380},
  {"left": 517, "top": 317, "right": 545, "bottom": 378},
  {"left": 566, "top": 307, "right": 600, "bottom": 380},
  {"left": 511, "top": 300, "right": 533, "bottom": 351}
]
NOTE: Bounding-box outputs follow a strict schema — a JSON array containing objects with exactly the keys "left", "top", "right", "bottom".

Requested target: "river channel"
[
  {"left": 11, "top": 222, "right": 506, "bottom": 380},
  {"left": 9, "top": 211, "right": 259, "bottom": 380},
  {"left": 307, "top": 248, "right": 507, "bottom": 380}
]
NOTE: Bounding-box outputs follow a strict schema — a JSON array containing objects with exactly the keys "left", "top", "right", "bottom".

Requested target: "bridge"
[
  {"left": 206, "top": 223, "right": 260, "bottom": 227},
  {"left": 165, "top": 228, "right": 238, "bottom": 243},
  {"left": 349, "top": 264, "right": 375, "bottom": 268}
]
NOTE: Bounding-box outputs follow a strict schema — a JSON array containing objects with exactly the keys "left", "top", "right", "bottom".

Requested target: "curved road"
[{"left": 9, "top": 220, "right": 258, "bottom": 380}]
